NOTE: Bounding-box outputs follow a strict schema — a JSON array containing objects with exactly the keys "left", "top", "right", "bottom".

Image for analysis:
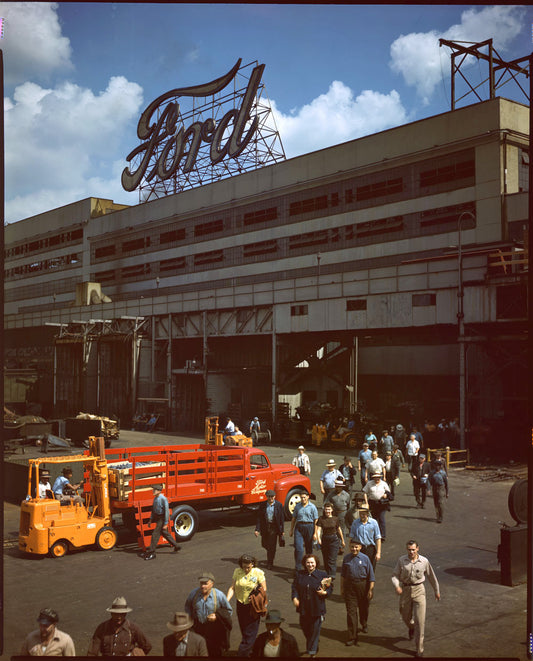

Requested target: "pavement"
[{"left": 1, "top": 430, "right": 528, "bottom": 659}]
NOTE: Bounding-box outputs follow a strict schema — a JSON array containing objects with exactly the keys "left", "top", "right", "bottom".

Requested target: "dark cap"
[
  {"left": 37, "top": 608, "right": 58, "bottom": 625},
  {"left": 265, "top": 489, "right": 276, "bottom": 497},
  {"left": 198, "top": 571, "right": 215, "bottom": 582}
]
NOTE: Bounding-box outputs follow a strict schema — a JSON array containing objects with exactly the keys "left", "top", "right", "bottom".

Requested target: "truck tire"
[
  {"left": 344, "top": 433, "right": 358, "bottom": 449},
  {"left": 171, "top": 505, "right": 198, "bottom": 542},
  {"left": 284, "top": 488, "right": 303, "bottom": 520},
  {"left": 49, "top": 540, "right": 68, "bottom": 558},
  {"left": 95, "top": 526, "right": 118, "bottom": 551}
]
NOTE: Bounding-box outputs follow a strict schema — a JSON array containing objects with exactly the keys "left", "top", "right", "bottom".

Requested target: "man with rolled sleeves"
[
  {"left": 142, "top": 484, "right": 181, "bottom": 560},
  {"left": 319, "top": 459, "right": 343, "bottom": 502},
  {"left": 289, "top": 491, "right": 318, "bottom": 571},
  {"left": 392, "top": 539, "right": 440, "bottom": 658},
  {"left": 341, "top": 540, "right": 375, "bottom": 646}
]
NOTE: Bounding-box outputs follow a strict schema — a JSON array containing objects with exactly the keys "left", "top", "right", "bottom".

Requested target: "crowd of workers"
[{"left": 23, "top": 425, "right": 448, "bottom": 658}]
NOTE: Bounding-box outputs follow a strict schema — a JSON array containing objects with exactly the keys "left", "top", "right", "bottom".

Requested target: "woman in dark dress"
[
  {"left": 291, "top": 554, "right": 333, "bottom": 657},
  {"left": 316, "top": 502, "right": 345, "bottom": 580}
]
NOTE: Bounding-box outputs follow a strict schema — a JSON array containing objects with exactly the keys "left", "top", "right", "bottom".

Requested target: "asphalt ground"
[{"left": 2, "top": 430, "right": 527, "bottom": 659}]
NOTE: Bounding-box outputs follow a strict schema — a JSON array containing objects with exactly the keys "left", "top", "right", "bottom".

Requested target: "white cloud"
[
  {"left": 5, "top": 76, "right": 144, "bottom": 222},
  {"left": 1, "top": 2, "right": 73, "bottom": 85},
  {"left": 390, "top": 5, "right": 525, "bottom": 104},
  {"left": 272, "top": 81, "right": 408, "bottom": 158}
]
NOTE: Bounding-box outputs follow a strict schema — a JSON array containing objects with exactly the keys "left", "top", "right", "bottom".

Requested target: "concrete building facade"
[{"left": 5, "top": 97, "right": 528, "bottom": 455}]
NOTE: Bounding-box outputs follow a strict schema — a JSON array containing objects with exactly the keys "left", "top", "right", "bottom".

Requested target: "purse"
[{"left": 249, "top": 584, "right": 268, "bottom": 618}]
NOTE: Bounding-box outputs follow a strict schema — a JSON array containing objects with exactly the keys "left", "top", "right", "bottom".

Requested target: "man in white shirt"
[
  {"left": 405, "top": 434, "right": 420, "bottom": 472},
  {"left": 292, "top": 446, "right": 311, "bottom": 476}
]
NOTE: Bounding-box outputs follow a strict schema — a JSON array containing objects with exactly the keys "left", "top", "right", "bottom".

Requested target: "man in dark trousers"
[
  {"left": 410, "top": 453, "right": 431, "bottom": 509},
  {"left": 255, "top": 489, "right": 285, "bottom": 569},
  {"left": 142, "top": 484, "right": 181, "bottom": 560},
  {"left": 341, "top": 540, "right": 375, "bottom": 646},
  {"left": 428, "top": 460, "right": 449, "bottom": 523}
]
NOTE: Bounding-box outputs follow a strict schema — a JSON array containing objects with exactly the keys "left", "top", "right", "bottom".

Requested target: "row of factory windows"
[
  {"left": 290, "top": 293, "right": 437, "bottom": 316},
  {"left": 91, "top": 201, "right": 476, "bottom": 284},
  {"left": 90, "top": 149, "right": 476, "bottom": 262},
  {"left": 4, "top": 227, "right": 83, "bottom": 259},
  {"left": 4, "top": 197, "right": 475, "bottom": 285}
]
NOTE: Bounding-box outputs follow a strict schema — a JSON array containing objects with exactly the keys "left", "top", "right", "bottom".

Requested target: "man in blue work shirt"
[
  {"left": 320, "top": 459, "right": 344, "bottom": 502},
  {"left": 289, "top": 491, "right": 318, "bottom": 571},
  {"left": 341, "top": 540, "right": 375, "bottom": 646},
  {"left": 358, "top": 443, "right": 372, "bottom": 487},
  {"left": 143, "top": 484, "right": 181, "bottom": 560},
  {"left": 349, "top": 508, "right": 382, "bottom": 569},
  {"left": 184, "top": 571, "right": 233, "bottom": 656}
]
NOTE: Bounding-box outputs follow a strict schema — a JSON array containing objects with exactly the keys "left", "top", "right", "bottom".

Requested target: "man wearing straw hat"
[
  {"left": 319, "top": 459, "right": 343, "bottom": 502},
  {"left": 87, "top": 597, "right": 151, "bottom": 656},
  {"left": 163, "top": 612, "right": 208, "bottom": 657}
]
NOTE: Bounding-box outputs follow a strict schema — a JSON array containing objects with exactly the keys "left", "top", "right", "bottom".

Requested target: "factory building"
[{"left": 5, "top": 96, "right": 528, "bottom": 456}]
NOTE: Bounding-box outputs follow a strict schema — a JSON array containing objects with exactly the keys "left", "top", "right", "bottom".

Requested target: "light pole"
[{"left": 457, "top": 210, "right": 475, "bottom": 450}]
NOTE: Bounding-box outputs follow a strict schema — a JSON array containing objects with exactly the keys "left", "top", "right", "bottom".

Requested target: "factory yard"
[{"left": 2, "top": 430, "right": 527, "bottom": 659}]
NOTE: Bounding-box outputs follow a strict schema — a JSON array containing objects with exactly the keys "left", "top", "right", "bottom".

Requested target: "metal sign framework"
[
  {"left": 439, "top": 38, "right": 530, "bottom": 110},
  {"left": 137, "top": 61, "right": 286, "bottom": 202}
]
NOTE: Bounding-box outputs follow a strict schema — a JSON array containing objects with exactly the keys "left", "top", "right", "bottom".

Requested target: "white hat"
[
  {"left": 298, "top": 445, "right": 305, "bottom": 450},
  {"left": 326, "top": 459, "right": 336, "bottom": 467}
]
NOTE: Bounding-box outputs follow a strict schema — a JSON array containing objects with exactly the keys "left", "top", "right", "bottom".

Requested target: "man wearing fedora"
[
  {"left": 21, "top": 608, "right": 75, "bottom": 656},
  {"left": 251, "top": 609, "right": 299, "bottom": 658},
  {"left": 254, "top": 489, "right": 285, "bottom": 569},
  {"left": 185, "top": 571, "right": 233, "bottom": 657},
  {"left": 142, "top": 484, "right": 181, "bottom": 560},
  {"left": 87, "top": 597, "right": 151, "bottom": 656},
  {"left": 319, "top": 459, "right": 344, "bottom": 502},
  {"left": 163, "top": 612, "right": 208, "bottom": 657}
]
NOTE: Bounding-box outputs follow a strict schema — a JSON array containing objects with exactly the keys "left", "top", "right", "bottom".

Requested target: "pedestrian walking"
[
  {"left": 163, "top": 612, "right": 208, "bottom": 657},
  {"left": 21, "top": 608, "right": 75, "bottom": 656},
  {"left": 406, "top": 433, "right": 420, "bottom": 472},
  {"left": 364, "top": 430, "right": 377, "bottom": 451},
  {"left": 255, "top": 489, "right": 285, "bottom": 569},
  {"left": 319, "top": 459, "right": 343, "bottom": 502},
  {"left": 291, "top": 553, "right": 333, "bottom": 657},
  {"left": 184, "top": 571, "right": 233, "bottom": 657},
  {"left": 349, "top": 508, "right": 381, "bottom": 569},
  {"left": 251, "top": 609, "right": 300, "bottom": 658},
  {"left": 379, "top": 430, "right": 394, "bottom": 458},
  {"left": 87, "top": 596, "right": 152, "bottom": 656},
  {"left": 142, "top": 484, "right": 181, "bottom": 559},
  {"left": 410, "top": 454, "right": 430, "bottom": 509},
  {"left": 289, "top": 491, "right": 318, "bottom": 571},
  {"left": 391, "top": 539, "right": 440, "bottom": 658},
  {"left": 292, "top": 445, "right": 311, "bottom": 476},
  {"left": 365, "top": 450, "right": 387, "bottom": 484},
  {"left": 339, "top": 455, "right": 357, "bottom": 496},
  {"left": 323, "top": 478, "right": 351, "bottom": 541},
  {"left": 358, "top": 443, "right": 372, "bottom": 487},
  {"left": 428, "top": 460, "right": 448, "bottom": 523},
  {"left": 362, "top": 472, "right": 392, "bottom": 540},
  {"left": 341, "top": 541, "right": 375, "bottom": 646},
  {"left": 250, "top": 416, "right": 261, "bottom": 445},
  {"left": 226, "top": 554, "right": 267, "bottom": 657},
  {"left": 316, "top": 502, "right": 345, "bottom": 579}
]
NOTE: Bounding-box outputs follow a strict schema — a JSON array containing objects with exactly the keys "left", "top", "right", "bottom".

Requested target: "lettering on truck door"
[{"left": 246, "top": 453, "right": 274, "bottom": 501}]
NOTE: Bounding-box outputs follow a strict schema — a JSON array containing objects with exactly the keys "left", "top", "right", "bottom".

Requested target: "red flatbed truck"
[{"left": 101, "top": 442, "right": 312, "bottom": 550}]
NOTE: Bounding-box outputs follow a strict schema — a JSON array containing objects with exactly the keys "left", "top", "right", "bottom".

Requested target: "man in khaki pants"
[{"left": 391, "top": 539, "right": 440, "bottom": 658}]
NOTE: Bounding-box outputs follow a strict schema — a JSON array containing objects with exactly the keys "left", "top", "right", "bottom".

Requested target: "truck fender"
[{"left": 171, "top": 504, "right": 199, "bottom": 542}]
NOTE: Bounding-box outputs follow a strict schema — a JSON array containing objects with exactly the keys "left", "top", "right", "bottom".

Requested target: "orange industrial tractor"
[{"left": 19, "top": 436, "right": 117, "bottom": 558}]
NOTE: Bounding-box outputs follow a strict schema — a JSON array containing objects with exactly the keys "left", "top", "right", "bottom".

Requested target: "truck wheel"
[
  {"left": 96, "top": 526, "right": 118, "bottom": 551},
  {"left": 284, "top": 488, "right": 303, "bottom": 520},
  {"left": 251, "top": 430, "right": 259, "bottom": 446},
  {"left": 171, "top": 505, "right": 198, "bottom": 542},
  {"left": 49, "top": 540, "right": 68, "bottom": 558},
  {"left": 345, "top": 433, "right": 358, "bottom": 449}
]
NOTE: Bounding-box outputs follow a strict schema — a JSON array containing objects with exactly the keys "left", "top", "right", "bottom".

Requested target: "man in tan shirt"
[
  {"left": 391, "top": 539, "right": 440, "bottom": 658},
  {"left": 21, "top": 608, "right": 75, "bottom": 656}
]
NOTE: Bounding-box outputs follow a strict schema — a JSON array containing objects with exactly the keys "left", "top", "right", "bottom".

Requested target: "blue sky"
[{"left": 2, "top": 3, "right": 532, "bottom": 222}]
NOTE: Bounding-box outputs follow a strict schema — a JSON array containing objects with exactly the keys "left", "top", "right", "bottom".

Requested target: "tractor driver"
[{"left": 53, "top": 467, "right": 84, "bottom": 505}]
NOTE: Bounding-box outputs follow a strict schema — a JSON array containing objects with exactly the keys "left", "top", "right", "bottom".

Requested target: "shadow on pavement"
[{"left": 444, "top": 566, "right": 501, "bottom": 584}]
